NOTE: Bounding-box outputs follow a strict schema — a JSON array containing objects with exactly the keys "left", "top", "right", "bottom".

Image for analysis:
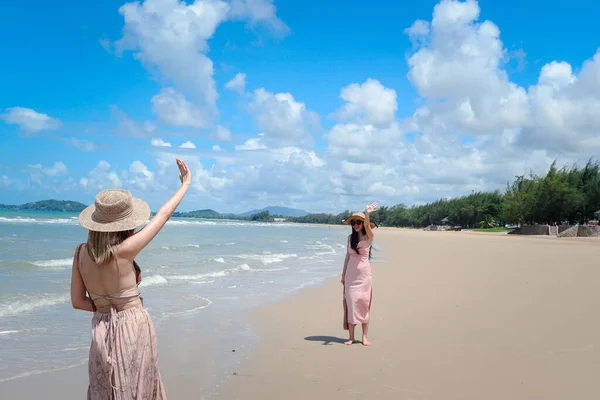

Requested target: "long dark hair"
[{"left": 350, "top": 225, "right": 372, "bottom": 260}]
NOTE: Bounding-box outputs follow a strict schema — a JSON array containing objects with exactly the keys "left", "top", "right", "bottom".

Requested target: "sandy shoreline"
[
  {"left": 3, "top": 229, "right": 600, "bottom": 399},
  {"left": 214, "top": 229, "right": 600, "bottom": 399}
]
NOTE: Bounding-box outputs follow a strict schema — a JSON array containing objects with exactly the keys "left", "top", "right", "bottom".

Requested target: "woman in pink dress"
[
  {"left": 341, "top": 202, "right": 378, "bottom": 346},
  {"left": 70, "top": 158, "right": 191, "bottom": 399}
]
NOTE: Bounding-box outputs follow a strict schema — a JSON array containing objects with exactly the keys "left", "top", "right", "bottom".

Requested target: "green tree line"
[{"left": 288, "top": 159, "right": 600, "bottom": 228}]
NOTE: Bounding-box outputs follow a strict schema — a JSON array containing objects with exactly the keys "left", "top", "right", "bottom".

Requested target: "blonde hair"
[{"left": 87, "top": 230, "right": 133, "bottom": 264}]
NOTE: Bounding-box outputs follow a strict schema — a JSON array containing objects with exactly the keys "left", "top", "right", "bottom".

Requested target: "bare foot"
[
  {"left": 362, "top": 337, "right": 371, "bottom": 346},
  {"left": 344, "top": 339, "right": 355, "bottom": 345}
]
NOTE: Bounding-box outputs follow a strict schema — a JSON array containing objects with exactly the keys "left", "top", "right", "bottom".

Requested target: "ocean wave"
[
  {"left": 0, "top": 217, "right": 77, "bottom": 225},
  {"left": 167, "top": 296, "right": 212, "bottom": 316},
  {"left": 0, "top": 328, "right": 49, "bottom": 336},
  {"left": 30, "top": 258, "right": 73, "bottom": 269},
  {"left": 165, "top": 220, "right": 217, "bottom": 226},
  {"left": 214, "top": 257, "right": 225, "bottom": 263},
  {"left": 160, "top": 243, "right": 215, "bottom": 251},
  {"left": 236, "top": 253, "right": 297, "bottom": 265},
  {"left": 139, "top": 275, "right": 168, "bottom": 288},
  {"left": 0, "top": 293, "right": 70, "bottom": 318}
]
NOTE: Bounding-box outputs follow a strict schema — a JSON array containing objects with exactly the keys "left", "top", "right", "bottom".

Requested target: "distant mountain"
[
  {"left": 0, "top": 200, "right": 88, "bottom": 212},
  {"left": 239, "top": 206, "right": 309, "bottom": 218}
]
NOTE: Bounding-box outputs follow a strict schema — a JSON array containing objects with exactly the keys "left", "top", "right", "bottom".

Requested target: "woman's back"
[{"left": 77, "top": 244, "right": 140, "bottom": 312}]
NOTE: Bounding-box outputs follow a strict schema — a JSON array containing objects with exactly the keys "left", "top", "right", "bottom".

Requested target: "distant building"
[{"left": 274, "top": 217, "right": 287, "bottom": 223}]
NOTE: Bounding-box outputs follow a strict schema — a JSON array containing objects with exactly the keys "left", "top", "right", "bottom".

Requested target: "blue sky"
[{"left": 2, "top": 0, "right": 600, "bottom": 213}]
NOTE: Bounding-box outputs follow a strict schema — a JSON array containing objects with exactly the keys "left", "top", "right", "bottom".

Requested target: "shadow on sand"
[{"left": 304, "top": 335, "right": 348, "bottom": 345}]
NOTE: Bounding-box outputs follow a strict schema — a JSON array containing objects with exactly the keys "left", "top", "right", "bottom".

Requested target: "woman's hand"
[
  {"left": 340, "top": 276, "right": 345, "bottom": 285},
  {"left": 177, "top": 158, "right": 191, "bottom": 186},
  {"left": 365, "top": 202, "right": 378, "bottom": 215}
]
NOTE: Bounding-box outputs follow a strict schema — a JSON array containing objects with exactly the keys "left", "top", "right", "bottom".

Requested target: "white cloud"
[
  {"left": 212, "top": 145, "right": 222, "bottom": 151},
  {"left": 518, "top": 51, "right": 600, "bottom": 153},
  {"left": 236, "top": 137, "right": 266, "bottom": 151},
  {"left": 26, "top": 162, "right": 68, "bottom": 186},
  {"left": 80, "top": 161, "right": 123, "bottom": 191},
  {"left": 115, "top": 0, "right": 286, "bottom": 128},
  {"left": 1, "top": 107, "right": 61, "bottom": 134},
  {"left": 128, "top": 160, "right": 154, "bottom": 190},
  {"left": 151, "top": 138, "right": 172, "bottom": 147},
  {"left": 215, "top": 125, "right": 232, "bottom": 141},
  {"left": 248, "top": 88, "right": 319, "bottom": 148},
  {"left": 229, "top": 0, "right": 289, "bottom": 34},
  {"left": 151, "top": 88, "right": 210, "bottom": 128},
  {"left": 180, "top": 141, "right": 197, "bottom": 149},
  {"left": 225, "top": 73, "right": 247, "bottom": 94},
  {"left": 71, "top": 137, "right": 95, "bottom": 152},
  {"left": 406, "top": 0, "right": 529, "bottom": 136},
  {"left": 114, "top": 108, "right": 156, "bottom": 138},
  {"left": 335, "top": 79, "right": 398, "bottom": 126}
]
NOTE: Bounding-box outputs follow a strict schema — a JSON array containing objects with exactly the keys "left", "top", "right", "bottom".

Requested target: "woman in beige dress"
[{"left": 70, "top": 158, "right": 191, "bottom": 399}]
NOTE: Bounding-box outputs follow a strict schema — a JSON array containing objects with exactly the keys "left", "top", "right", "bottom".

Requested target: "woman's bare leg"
[
  {"left": 362, "top": 322, "right": 370, "bottom": 346},
  {"left": 345, "top": 324, "right": 356, "bottom": 345}
]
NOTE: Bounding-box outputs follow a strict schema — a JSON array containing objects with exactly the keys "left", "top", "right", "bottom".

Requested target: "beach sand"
[
  {"left": 214, "top": 228, "right": 600, "bottom": 399},
  {"left": 3, "top": 228, "right": 600, "bottom": 399}
]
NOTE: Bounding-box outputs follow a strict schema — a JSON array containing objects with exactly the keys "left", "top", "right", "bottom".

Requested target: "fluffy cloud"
[
  {"left": 519, "top": 51, "right": 600, "bottom": 153},
  {"left": 248, "top": 88, "right": 319, "bottom": 148},
  {"left": 26, "top": 162, "right": 68, "bottom": 186},
  {"left": 214, "top": 125, "right": 232, "bottom": 141},
  {"left": 225, "top": 73, "right": 247, "bottom": 94},
  {"left": 115, "top": 0, "right": 285, "bottom": 128},
  {"left": 335, "top": 79, "right": 398, "bottom": 126},
  {"left": 1, "top": 107, "right": 61, "bottom": 134},
  {"left": 80, "top": 161, "right": 123, "bottom": 191},
  {"left": 235, "top": 137, "right": 266, "bottom": 150},
  {"left": 151, "top": 138, "right": 172, "bottom": 147},
  {"left": 180, "top": 141, "right": 197, "bottom": 149},
  {"left": 405, "top": 0, "right": 529, "bottom": 136},
  {"left": 151, "top": 88, "right": 211, "bottom": 128},
  {"left": 71, "top": 138, "right": 96, "bottom": 152},
  {"left": 114, "top": 108, "right": 156, "bottom": 138},
  {"left": 228, "top": 0, "right": 288, "bottom": 34},
  {"left": 128, "top": 160, "right": 155, "bottom": 190}
]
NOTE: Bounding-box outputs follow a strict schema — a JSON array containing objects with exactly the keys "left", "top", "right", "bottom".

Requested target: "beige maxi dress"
[{"left": 76, "top": 244, "right": 167, "bottom": 400}]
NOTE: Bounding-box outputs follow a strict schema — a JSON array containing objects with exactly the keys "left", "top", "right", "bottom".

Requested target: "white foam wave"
[
  {"left": 168, "top": 296, "right": 212, "bottom": 316},
  {"left": 30, "top": 258, "right": 72, "bottom": 269},
  {"left": 0, "top": 328, "right": 49, "bottom": 337},
  {"left": 166, "top": 220, "right": 217, "bottom": 226},
  {"left": 0, "top": 294, "right": 70, "bottom": 318},
  {"left": 280, "top": 240, "right": 288, "bottom": 243},
  {"left": 214, "top": 257, "right": 225, "bottom": 263},
  {"left": 236, "top": 253, "right": 297, "bottom": 265},
  {"left": 250, "top": 266, "right": 289, "bottom": 273},
  {"left": 0, "top": 217, "right": 77, "bottom": 225},
  {"left": 139, "top": 275, "right": 168, "bottom": 288}
]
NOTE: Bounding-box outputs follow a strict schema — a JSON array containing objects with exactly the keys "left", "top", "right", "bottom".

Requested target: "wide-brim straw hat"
[
  {"left": 79, "top": 189, "right": 151, "bottom": 232},
  {"left": 343, "top": 212, "right": 377, "bottom": 229}
]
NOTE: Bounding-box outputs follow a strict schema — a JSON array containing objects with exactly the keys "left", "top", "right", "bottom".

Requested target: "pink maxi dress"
[
  {"left": 76, "top": 244, "right": 167, "bottom": 400},
  {"left": 343, "top": 236, "right": 373, "bottom": 327}
]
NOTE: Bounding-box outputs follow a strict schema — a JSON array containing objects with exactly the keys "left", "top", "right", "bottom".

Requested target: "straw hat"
[
  {"left": 79, "top": 189, "right": 150, "bottom": 232},
  {"left": 343, "top": 212, "right": 377, "bottom": 229}
]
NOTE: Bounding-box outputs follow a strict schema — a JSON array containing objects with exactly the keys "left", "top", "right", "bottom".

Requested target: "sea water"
[{"left": 0, "top": 209, "right": 355, "bottom": 383}]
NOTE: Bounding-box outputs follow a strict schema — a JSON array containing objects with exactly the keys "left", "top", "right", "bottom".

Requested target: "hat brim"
[
  {"left": 78, "top": 197, "right": 151, "bottom": 232},
  {"left": 343, "top": 215, "right": 377, "bottom": 229}
]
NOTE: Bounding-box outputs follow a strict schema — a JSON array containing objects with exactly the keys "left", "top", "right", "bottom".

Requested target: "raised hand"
[
  {"left": 365, "top": 202, "right": 378, "bottom": 215},
  {"left": 176, "top": 158, "right": 191, "bottom": 186}
]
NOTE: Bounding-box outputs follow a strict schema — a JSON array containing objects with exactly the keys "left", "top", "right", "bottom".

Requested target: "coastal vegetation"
[{"left": 288, "top": 159, "right": 600, "bottom": 229}]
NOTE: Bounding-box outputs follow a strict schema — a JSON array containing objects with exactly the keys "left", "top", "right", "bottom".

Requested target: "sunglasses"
[{"left": 350, "top": 220, "right": 363, "bottom": 226}]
